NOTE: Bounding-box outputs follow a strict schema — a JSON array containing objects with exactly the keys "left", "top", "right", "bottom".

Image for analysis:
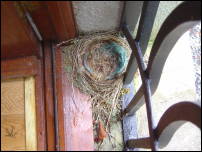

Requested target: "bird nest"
[{"left": 59, "top": 31, "right": 131, "bottom": 137}]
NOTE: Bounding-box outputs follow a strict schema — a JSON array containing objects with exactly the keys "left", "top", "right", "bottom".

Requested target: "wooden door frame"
[
  {"left": 1, "top": 56, "right": 47, "bottom": 150},
  {"left": 1, "top": 1, "right": 79, "bottom": 150}
]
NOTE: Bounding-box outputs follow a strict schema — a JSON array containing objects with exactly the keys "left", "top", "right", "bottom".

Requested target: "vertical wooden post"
[{"left": 25, "top": 76, "right": 37, "bottom": 151}]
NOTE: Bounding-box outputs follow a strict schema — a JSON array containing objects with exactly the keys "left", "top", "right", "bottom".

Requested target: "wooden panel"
[
  {"left": 1, "top": 78, "right": 24, "bottom": 115},
  {"left": 1, "top": 78, "right": 26, "bottom": 151},
  {"left": 1, "top": 56, "right": 39, "bottom": 80},
  {"left": 1, "top": 56, "right": 47, "bottom": 150},
  {"left": 1, "top": 115, "right": 26, "bottom": 151},
  {"left": 1, "top": 1, "right": 40, "bottom": 59},
  {"left": 25, "top": 77, "right": 37, "bottom": 151}
]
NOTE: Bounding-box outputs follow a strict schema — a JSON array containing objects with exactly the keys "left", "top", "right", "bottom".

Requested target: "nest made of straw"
[{"left": 59, "top": 31, "right": 131, "bottom": 133}]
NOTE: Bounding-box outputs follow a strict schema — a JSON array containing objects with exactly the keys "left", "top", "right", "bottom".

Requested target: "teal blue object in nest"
[
  {"left": 103, "top": 42, "right": 126, "bottom": 80},
  {"left": 83, "top": 41, "right": 127, "bottom": 80}
]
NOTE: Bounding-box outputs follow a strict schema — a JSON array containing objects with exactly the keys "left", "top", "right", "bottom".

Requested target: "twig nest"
[
  {"left": 62, "top": 31, "right": 132, "bottom": 132},
  {"left": 83, "top": 40, "right": 127, "bottom": 81},
  {"left": 76, "top": 33, "right": 132, "bottom": 85}
]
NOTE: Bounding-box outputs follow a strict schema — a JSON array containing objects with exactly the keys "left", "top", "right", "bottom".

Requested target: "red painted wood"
[
  {"left": 55, "top": 47, "right": 94, "bottom": 151},
  {"left": 18, "top": 1, "right": 77, "bottom": 41},
  {"left": 46, "top": 1, "right": 77, "bottom": 41},
  {"left": 1, "top": 56, "right": 39, "bottom": 80},
  {"left": 1, "top": 1, "right": 76, "bottom": 60},
  {"left": 55, "top": 45, "right": 66, "bottom": 150},
  {"left": 43, "top": 42, "right": 56, "bottom": 150},
  {"left": 1, "top": 1, "right": 41, "bottom": 60},
  {"left": 28, "top": 2, "right": 56, "bottom": 40},
  {"left": 35, "top": 59, "right": 47, "bottom": 150}
]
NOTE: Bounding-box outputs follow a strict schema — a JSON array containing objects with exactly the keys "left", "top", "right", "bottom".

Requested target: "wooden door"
[{"left": 1, "top": 77, "right": 37, "bottom": 151}]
